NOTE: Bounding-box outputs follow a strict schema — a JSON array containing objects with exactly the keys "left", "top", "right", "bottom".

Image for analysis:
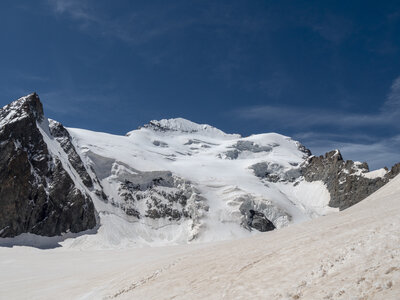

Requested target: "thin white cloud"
[
  {"left": 257, "top": 71, "right": 291, "bottom": 99},
  {"left": 311, "top": 14, "right": 354, "bottom": 44},
  {"left": 12, "top": 71, "right": 49, "bottom": 82},
  {"left": 46, "top": 0, "right": 193, "bottom": 46},
  {"left": 294, "top": 131, "right": 379, "bottom": 144},
  {"left": 237, "top": 105, "right": 392, "bottom": 129},
  {"left": 48, "top": 0, "right": 96, "bottom": 22},
  {"left": 38, "top": 89, "right": 123, "bottom": 117},
  {"left": 237, "top": 75, "right": 400, "bottom": 129},
  {"left": 46, "top": 0, "right": 133, "bottom": 42},
  {"left": 383, "top": 75, "right": 400, "bottom": 115}
]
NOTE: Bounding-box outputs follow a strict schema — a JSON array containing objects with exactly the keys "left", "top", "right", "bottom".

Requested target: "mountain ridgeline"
[
  {"left": 0, "top": 93, "right": 398, "bottom": 243},
  {"left": 0, "top": 94, "right": 96, "bottom": 238}
]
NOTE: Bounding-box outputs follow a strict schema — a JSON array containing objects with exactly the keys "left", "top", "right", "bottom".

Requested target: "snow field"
[{"left": 0, "top": 174, "right": 399, "bottom": 299}]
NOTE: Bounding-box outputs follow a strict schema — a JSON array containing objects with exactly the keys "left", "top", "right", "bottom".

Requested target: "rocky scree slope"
[{"left": 0, "top": 93, "right": 398, "bottom": 244}]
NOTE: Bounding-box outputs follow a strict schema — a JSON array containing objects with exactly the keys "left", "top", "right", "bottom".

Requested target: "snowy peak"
[
  {"left": 0, "top": 93, "right": 43, "bottom": 127},
  {"left": 143, "top": 118, "right": 218, "bottom": 133},
  {"left": 133, "top": 117, "right": 241, "bottom": 138}
]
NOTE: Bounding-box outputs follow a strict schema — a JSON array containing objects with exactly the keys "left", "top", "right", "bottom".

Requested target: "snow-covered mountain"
[
  {"left": 66, "top": 116, "right": 322, "bottom": 246},
  {"left": 1, "top": 93, "right": 399, "bottom": 248}
]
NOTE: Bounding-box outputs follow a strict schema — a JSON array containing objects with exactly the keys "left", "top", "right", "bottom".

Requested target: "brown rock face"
[
  {"left": 302, "top": 150, "right": 400, "bottom": 210},
  {"left": 0, "top": 93, "right": 96, "bottom": 237}
]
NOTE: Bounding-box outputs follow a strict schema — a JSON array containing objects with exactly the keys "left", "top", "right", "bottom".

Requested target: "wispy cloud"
[
  {"left": 254, "top": 71, "right": 291, "bottom": 99},
  {"left": 47, "top": 0, "right": 129, "bottom": 41},
  {"left": 383, "top": 75, "right": 400, "bottom": 115},
  {"left": 44, "top": 0, "right": 273, "bottom": 73},
  {"left": 50, "top": 0, "right": 95, "bottom": 22},
  {"left": 237, "top": 75, "right": 400, "bottom": 130},
  {"left": 46, "top": 0, "right": 194, "bottom": 45},
  {"left": 310, "top": 14, "right": 354, "bottom": 44},
  {"left": 12, "top": 71, "right": 49, "bottom": 83},
  {"left": 39, "top": 90, "right": 106, "bottom": 115},
  {"left": 236, "top": 105, "right": 391, "bottom": 129}
]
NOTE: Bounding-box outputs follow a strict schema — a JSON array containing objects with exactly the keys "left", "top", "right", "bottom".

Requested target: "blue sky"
[{"left": 1, "top": 0, "right": 400, "bottom": 169}]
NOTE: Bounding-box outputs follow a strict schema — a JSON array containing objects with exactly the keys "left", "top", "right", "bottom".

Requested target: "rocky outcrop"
[
  {"left": 222, "top": 140, "right": 276, "bottom": 160},
  {"left": 244, "top": 209, "right": 275, "bottom": 232},
  {"left": 247, "top": 141, "right": 309, "bottom": 183},
  {"left": 387, "top": 163, "right": 400, "bottom": 180},
  {"left": 114, "top": 168, "right": 209, "bottom": 227},
  {"left": 302, "top": 150, "right": 400, "bottom": 210},
  {"left": 248, "top": 144, "right": 399, "bottom": 213},
  {"left": 238, "top": 196, "right": 289, "bottom": 231},
  {"left": 152, "top": 140, "right": 168, "bottom": 148},
  {"left": 0, "top": 93, "right": 96, "bottom": 238},
  {"left": 250, "top": 162, "right": 301, "bottom": 183}
]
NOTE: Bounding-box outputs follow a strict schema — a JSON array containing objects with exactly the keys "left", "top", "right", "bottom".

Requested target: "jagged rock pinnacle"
[{"left": 17, "top": 92, "right": 44, "bottom": 121}]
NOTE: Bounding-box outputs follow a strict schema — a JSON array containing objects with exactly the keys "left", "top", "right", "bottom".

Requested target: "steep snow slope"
[
  {"left": 63, "top": 118, "right": 337, "bottom": 247},
  {"left": 1, "top": 175, "right": 399, "bottom": 299}
]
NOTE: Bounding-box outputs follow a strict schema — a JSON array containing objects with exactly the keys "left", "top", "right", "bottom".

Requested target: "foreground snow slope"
[{"left": 1, "top": 174, "right": 399, "bottom": 299}]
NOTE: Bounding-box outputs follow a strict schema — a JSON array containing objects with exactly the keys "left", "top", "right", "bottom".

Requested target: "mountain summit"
[{"left": 131, "top": 117, "right": 241, "bottom": 138}]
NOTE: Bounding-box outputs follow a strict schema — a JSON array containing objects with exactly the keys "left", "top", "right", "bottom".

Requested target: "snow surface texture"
[
  {"left": 362, "top": 168, "right": 388, "bottom": 179},
  {"left": 1, "top": 174, "right": 399, "bottom": 299},
  {"left": 56, "top": 118, "right": 340, "bottom": 248}
]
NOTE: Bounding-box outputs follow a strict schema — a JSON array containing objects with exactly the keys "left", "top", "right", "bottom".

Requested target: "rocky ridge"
[
  {"left": 302, "top": 150, "right": 400, "bottom": 210},
  {"left": 0, "top": 93, "right": 96, "bottom": 238}
]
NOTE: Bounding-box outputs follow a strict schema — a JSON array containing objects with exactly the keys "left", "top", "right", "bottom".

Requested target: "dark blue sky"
[{"left": 1, "top": 0, "right": 400, "bottom": 169}]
